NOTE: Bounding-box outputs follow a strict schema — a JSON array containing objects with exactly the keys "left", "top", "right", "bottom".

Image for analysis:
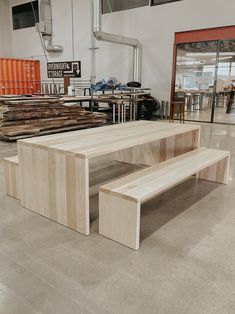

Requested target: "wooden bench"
[
  {"left": 3, "top": 156, "right": 21, "bottom": 200},
  {"left": 99, "top": 148, "right": 230, "bottom": 250}
]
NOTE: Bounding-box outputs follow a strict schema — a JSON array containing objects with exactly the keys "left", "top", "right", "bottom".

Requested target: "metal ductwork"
[
  {"left": 42, "top": 35, "right": 63, "bottom": 53},
  {"left": 37, "top": 0, "right": 63, "bottom": 53},
  {"left": 92, "top": 0, "right": 142, "bottom": 82}
]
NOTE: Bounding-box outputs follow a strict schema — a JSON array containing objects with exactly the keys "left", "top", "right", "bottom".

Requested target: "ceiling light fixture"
[
  {"left": 186, "top": 52, "right": 235, "bottom": 57},
  {"left": 212, "top": 56, "right": 233, "bottom": 61}
]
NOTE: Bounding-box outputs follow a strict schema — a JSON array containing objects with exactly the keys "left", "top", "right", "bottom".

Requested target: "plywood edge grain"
[{"left": 99, "top": 187, "right": 138, "bottom": 203}]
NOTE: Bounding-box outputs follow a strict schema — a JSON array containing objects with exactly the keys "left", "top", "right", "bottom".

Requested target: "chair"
[{"left": 169, "top": 92, "right": 185, "bottom": 123}]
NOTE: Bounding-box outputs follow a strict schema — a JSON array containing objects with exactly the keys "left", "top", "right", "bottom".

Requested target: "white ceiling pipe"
[
  {"left": 92, "top": 0, "right": 142, "bottom": 82},
  {"left": 38, "top": 0, "right": 63, "bottom": 53},
  {"left": 43, "top": 34, "right": 63, "bottom": 53}
]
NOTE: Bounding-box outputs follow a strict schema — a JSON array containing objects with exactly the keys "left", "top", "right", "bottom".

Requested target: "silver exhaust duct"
[
  {"left": 92, "top": 0, "right": 142, "bottom": 82},
  {"left": 42, "top": 34, "right": 63, "bottom": 53},
  {"left": 37, "top": 0, "right": 63, "bottom": 53}
]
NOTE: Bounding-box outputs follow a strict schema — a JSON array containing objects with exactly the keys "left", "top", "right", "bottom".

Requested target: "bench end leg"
[
  {"left": 198, "top": 155, "right": 230, "bottom": 185},
  {"left": 3, "top": 159, "right": 21, "bottom": 200},
  {"left": 99, "top": 191, "right": 140, "bottom": 250}
]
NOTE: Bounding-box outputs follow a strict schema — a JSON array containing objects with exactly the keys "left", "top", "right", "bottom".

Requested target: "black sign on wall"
[{"left": 47, "top": 61, "right": 81, "bottom": 78}]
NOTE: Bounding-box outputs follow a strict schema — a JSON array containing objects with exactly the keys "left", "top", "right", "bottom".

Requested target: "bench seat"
[
  {"left": 3, "top": 155, "right": 21, "bottom": 200},
  {"left": 99, "top": 148, "right": 230, "bottom": 250}
]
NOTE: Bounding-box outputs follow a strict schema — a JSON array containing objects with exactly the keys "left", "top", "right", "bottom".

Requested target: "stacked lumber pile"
[{"left": 0, "top": 97, "right": 107, "bottom": 140}]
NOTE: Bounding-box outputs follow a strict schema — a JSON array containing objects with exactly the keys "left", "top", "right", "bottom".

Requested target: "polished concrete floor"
[
  {"left": 0, "top": 122, "right": 235, "bottom": 314},
  {"left": 185, "top": 106, "right": 235, "bottom": 124}
]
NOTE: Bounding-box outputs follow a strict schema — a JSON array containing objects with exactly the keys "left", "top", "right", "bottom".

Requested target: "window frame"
[
  {"left": 12, "top": 0, "right": 39, "bottom": 31},
  {"left": 151, "top": 0, "right": 182, "bottom": 6},
  {"left": 102, "top": 0, "right": 149, "bottom": 14}
]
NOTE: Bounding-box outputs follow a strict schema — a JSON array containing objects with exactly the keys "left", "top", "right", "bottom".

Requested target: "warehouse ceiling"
[
  {"left": 178, "top": 40, "right": 235, "bottom": 53},
  {"left": 177, "top": 40, "right": 235, "bottom": 68}
]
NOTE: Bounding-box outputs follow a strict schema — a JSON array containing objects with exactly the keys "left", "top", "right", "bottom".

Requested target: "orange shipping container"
[{"left": 0, "top": 58, "right": 41, "bottom": 95}]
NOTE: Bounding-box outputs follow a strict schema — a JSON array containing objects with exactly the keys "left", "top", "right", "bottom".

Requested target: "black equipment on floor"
[{"left": 137, "top": 95, "right": 160, "bottom": 120}]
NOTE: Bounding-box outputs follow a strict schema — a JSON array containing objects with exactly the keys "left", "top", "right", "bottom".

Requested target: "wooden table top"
[{"left": 18, "top": 121, "right": 200, "bottom": 159}]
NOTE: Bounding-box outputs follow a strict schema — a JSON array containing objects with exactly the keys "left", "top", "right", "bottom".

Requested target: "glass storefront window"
[{"left": 174, "top": 39, "right": 235, "bottom": 124}]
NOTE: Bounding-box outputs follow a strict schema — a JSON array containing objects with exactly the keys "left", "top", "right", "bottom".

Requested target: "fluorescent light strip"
[
  {"left": 186, "top": 52, "right": 235, "bottom": 57},
  {"left": 212, "top": 56, "right": 233, "bottom": 61}
]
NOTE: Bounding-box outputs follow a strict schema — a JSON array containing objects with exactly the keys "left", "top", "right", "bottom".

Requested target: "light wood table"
[{"left": 17, "top": 121, "right": 200, "bottom": 235}]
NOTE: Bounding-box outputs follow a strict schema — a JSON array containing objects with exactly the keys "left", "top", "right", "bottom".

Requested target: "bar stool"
[{"left": 169, "top": 101, "right": 185, "bottom": 124}]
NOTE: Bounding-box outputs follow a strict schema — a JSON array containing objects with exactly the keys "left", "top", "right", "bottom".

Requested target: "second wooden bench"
[{"left": 99, "top": 148, "right": 230, "bottom": 250}]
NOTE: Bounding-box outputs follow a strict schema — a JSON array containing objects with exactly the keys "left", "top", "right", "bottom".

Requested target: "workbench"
[{"left": 62, "top": 93, "right": 150, "bottom": 123}]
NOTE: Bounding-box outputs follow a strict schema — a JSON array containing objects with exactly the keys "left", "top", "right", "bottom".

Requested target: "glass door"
[
  {"left": 174, "top": 41, "right": 218, "bottom": 122},
  {"left": 214, "top": 39, "right": 235, "bottom": 124}
]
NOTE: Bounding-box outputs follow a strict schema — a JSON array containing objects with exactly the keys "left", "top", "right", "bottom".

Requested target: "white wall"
[
  {"left": 7, "top": 0, "right": 235, "bottom": 100},
  {"left": 0, "top": 0, "right": 12, "bottom": 57},
  {"left": 99, "top": 0, "right": 235, "bottom": 100}
]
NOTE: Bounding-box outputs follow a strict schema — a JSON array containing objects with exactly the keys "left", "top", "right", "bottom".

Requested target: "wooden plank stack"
[{"left": 0, "top": 97, "right": 107, "bottom": 140}]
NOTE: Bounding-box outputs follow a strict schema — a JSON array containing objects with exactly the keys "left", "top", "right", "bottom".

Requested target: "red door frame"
[{"left": 170, "top": 25, "right": 235, "bottom": 117}]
